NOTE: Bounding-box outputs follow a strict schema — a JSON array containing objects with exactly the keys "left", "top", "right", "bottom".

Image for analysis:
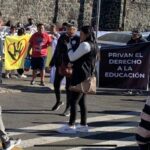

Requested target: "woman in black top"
[{"left": 58, "top": 26, "right": 97, "bottom": 134}]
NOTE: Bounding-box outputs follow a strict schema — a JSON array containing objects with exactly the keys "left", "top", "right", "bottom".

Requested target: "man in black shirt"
[
  {"left": 125, "top": 29, "right": 147, "bottom": 95},
  {"left": 49, "top": 21, "right": 80, "bottom": 116},
  {"left": 127, "top": 29, "right": 147, "bottom": 44}
]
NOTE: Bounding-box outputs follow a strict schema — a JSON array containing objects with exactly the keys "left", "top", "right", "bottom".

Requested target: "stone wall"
[
  {"left": 0, "top": 0, "right": 149, "bottom": 31},
  {"left": 124, "top": 0, "right": 150, "bottom": 31},
  {"left": 99, "top": 0, "right": 122, "bottom": 31},
  {"left": 0, "top": 0, "right": 55, "bottom": 24},
  {"left": 0, "top": 0, "right": 93, "bottom": 28}
]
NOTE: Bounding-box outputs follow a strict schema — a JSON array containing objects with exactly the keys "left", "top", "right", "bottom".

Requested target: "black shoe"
[
  {"left": 40, "top": 81, "right": 45, "bottom": 86},
  {"left": 51, "top": 101, "right": 64, "bottom": 111},
  {"left": 30, "top": 80, "right": 35, "bottom": 85},
  {"left": 139, "top": 144, "right": 149, "bottom": 150}
]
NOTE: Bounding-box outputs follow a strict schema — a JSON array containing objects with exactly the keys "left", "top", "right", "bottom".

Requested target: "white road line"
[
  {"left": 20, "top": 122, "right": 135, "bottom": 148},
  {"left": 8, "top": 111, "right": 138, "bottom": 137}
]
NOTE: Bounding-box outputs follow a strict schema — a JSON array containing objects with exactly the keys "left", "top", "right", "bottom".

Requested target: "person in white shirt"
[{"left": 57, "top": 25, "right": 97, "bottom": 134}]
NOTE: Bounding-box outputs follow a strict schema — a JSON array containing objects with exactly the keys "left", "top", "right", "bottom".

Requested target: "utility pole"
[
  {"left": 96, "top": 0, "right": 101, "bottom": 38},
  {"left": 122, "top": 0, "right": 126, "bottom": 30},
  {"left": 95, "top": 0, "right": 101, "bottom": 88},
  {"left": 53, "top": 0, "right": 59, "bottom": 23}
]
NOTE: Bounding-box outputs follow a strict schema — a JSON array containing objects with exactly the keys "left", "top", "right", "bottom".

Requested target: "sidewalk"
[{"left": 0, "top": 72, "right": 66, "bottom": 94}]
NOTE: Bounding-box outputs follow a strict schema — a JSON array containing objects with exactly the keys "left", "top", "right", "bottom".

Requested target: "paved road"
[{"left": 0, "top": 73, "right": 148, "bottom": 150}]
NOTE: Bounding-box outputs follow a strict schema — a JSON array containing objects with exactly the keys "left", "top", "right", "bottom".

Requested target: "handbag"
[
  {"left": 69, "top": 76, "right": 96, "bottom": 94},
  {"left": 58, "top": 54, "right": 73, "bottom": 77},
  {"left": 58, "top": 64, "right": 73, "bottom": 78}
]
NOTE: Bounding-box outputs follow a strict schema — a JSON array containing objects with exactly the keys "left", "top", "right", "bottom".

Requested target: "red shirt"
[{"left": 30, "top": 32, "right": 52, "bottom": 57}]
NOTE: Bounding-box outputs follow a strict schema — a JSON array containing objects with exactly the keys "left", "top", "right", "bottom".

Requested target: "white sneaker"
[
  {"left": 57, "top": 124, "right": 76, "bottom": 134},
  {"left": 5, "top": 74, "right": 10, "bottom": 79},
  {"left": 3, "top": 138, "right": 21, "bottom": 150},
  {"left": 76, "top": 124, "right": 89, "bottom": 133},
  {"left": 19, "top": 74, "right": 27, "bottom": 78}
]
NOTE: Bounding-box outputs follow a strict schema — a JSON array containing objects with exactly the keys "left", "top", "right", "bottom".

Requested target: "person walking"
[
  {"left": 27, "top": 23, "right": 52, "bottom": 86},
  {"left": 0, "top": 106, "right": 21, "bottom": 150},
  {"left": 57, "top": 25, "right": 97, "bottom": 133},
  {"left": 49, "top": 21, "right": 80, "bottom": 116}
]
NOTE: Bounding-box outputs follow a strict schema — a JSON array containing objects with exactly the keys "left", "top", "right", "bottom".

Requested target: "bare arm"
[{"left": 27, "top": 44, "right": 32, "bottom": 56}]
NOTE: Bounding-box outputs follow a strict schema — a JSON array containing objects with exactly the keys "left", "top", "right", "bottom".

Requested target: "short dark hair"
[
  {"left": 17, "top": 28, "right": 25, "bottom": 36},
  {"left": 62, "top": 22, "right": 68, "bottom": 26},
  {"left": 50, "top": 24, "right": 56, "bottom": 28},
  {"left": 37, "top": 23, "right": 44, "bottom": 28},
  {"left": 28, "top": 18, "right": 33, "bottom": 21},
  {"left": 10, "top": 25, "right": 16, "bottom": 29}
]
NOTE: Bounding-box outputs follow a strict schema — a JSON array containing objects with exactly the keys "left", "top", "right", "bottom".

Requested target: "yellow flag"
[
  {"left": 4, "top": 34, "right": 31, "bottom": 70},
  {"left": 46, "top": 46, "right": 52, "bottom": 67}
]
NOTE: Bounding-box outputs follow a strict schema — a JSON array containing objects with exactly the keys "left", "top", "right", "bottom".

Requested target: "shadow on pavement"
[
  {"left": 0, "top": 84, "right": 55, "bottom": 93},
  {"left": 2, "top": 109, "right": 58, "bottom": 115},
  {"left": 120, "top": 99, "right": 146, "bottom": 103},
  {"left": 88, "top": 121, "right": 138, "bottom": 128},
  {"left": 88, "top": 110, "right": 140, "bottom": 116},
  {"left": 115, "top": 146, "right": 138, "bottom": 150},
  {"left": 96, "top": 89, "right": 149, "bottom": 96}
]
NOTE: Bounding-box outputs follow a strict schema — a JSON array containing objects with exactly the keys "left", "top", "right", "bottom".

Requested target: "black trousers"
[
  {"left": 17, "top": 69, "right": 24, "bottom": 75},
  {"left": 69, "top": 91, "right": 87, "bottom": 126},
  {"left": 139, "top": 144, "right": 150, "bottom": 150},
  {"left": 54, "top": 67, "right": 71, "bottom": 111}
]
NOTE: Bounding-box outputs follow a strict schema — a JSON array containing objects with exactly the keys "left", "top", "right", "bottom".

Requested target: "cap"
[
  {"left": 132, "top": 28, "right": 140, "bottom": 34},
  {"left": 67, "top": 20, "right": 77, "bottom": 28}
]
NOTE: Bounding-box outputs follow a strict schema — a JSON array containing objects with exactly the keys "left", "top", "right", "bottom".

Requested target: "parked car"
[{"left": 97, "top": 31, "right": 150, "bottom": 49}]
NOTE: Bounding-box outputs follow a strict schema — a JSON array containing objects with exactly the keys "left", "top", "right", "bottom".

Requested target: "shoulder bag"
[
  {"left": 69, "top": 61, "right": 96, "bottom": 94},
  {"left": 69, "top": 75, "right": 96, "bottom": 94}
]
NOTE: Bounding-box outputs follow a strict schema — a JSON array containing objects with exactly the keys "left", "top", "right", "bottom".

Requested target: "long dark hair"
[
  {"left": 80, "top": 26, "right": 98, "bottom": 68},
  {"left": 80, "top": 25, "right": 97, "bottom": 44}
]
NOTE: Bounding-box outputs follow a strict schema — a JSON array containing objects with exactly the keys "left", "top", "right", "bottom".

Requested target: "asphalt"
[{"left": 0, "top": 71, "right": 148, "bottom": 150}]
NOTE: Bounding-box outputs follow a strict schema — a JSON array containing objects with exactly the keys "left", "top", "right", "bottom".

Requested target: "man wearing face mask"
[
  {"left": 127, "top": 29, "right": 147, "bottom": 44},
  {"left": 124, "top": 28, "right": 147, "bottom": 96},
  {"left": 49, "top": 20, "right": 80, "bottom": 116}
]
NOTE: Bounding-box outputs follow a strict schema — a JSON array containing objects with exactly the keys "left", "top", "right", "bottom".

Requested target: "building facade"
[{"left": 0, "top": 0, "right": 149, "bottom": 31}]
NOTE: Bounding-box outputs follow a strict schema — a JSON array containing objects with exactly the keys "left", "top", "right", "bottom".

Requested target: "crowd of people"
[
  {"left": 0, "top": 17, "right": 98, "bottom": 149},
  {"left": 0, "top": 17, "right": 150, "bottom": 150}
]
